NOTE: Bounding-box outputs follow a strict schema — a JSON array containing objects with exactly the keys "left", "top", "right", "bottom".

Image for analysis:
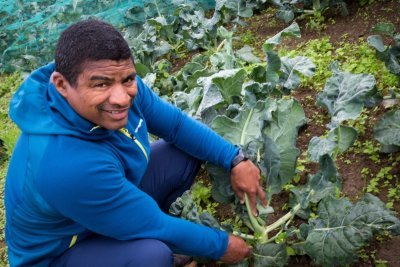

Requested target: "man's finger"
[
  {"left": 237, "top": 191, "right": 244, "bottom": 204},
  {"left": 257, "top": 186, "right": 268, "bottom": 207},
  {"left": 248, "top": 193, "right": 258, "bottom": 216}
]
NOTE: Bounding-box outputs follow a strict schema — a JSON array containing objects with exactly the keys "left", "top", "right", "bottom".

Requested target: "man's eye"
[
  {"left": 124, "top": 78, "right": 135, "bottom": 85},
  {"left": 95, "top": 83, "right": 108, "bottom": 88}
]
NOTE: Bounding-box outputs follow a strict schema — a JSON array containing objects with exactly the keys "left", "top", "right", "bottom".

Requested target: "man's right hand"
[{"left": 219, "top": 234, "right": 251, "bottom": 264}]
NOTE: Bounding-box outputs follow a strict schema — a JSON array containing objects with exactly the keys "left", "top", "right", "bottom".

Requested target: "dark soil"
[{"left": 196, "top": 1, "right": 400, "bottom": 266}]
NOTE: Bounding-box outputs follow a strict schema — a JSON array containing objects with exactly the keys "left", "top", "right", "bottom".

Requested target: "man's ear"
[{"left": 51, "top": 72, "right": 70, "bottom": 98}]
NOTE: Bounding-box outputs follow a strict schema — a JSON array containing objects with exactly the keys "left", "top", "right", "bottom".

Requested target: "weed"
[
  {"left": 191, "top": 180, "right": 218, "bottom": 215},
  {"left": 347, "top": 109, "right": 370, "bottom": 136},
  {"left": 306, "top": 10, "right": 327, "bottom": 32},
  {"left": 240, "top": 30, "right": 255, "bottom": 46}
]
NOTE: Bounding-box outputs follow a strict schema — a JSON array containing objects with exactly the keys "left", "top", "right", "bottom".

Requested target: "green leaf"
[
  {"left": 236, "top": 45, "right": 261, "bottom": 64},
  {"left": 212, "top": 68, "right": 246, "bottom": 104},
  {"left": 227, "top": 260, "right": 249, "bottom": 267},
  {"left": 211, "top": 100, "right": 267, "bottom": 146},
  {"left": 263, "top": 136, "right": 281, "bottom": 192},
  {"left": 276, "top": 10, "right": 295, "bottom": 23},
  {"left": 147, "top": 16, "right": 176, "bottom": 42},
  {"left": 367, "top": 35, "right": 386, "bottom": 53},
  {"left": 266, "top": 51, "right": 281, "bottom": 85},
  {"left": 207, "top": 163, "right": 235, "bottom": 204},
  {"left": 371, "top": 22, "right": 396, "bottom": 37},
  {"left": 303, "top": 194, "right": 400, "bottom": 267},
  {"left": 329, "top": 126, "right": 358, "bottom": 153},
  {"left": 169, "top": 191, "right": 201, "bottom": 224},
  {"left": 250, "top": 65, "right": 267, "bottom": 83},
  {"left": 263, "top": 98, "right": 306, "bottom": 194},
  {"left": 262, "top": 22, "right": 301, "bottom": 52},
  {"left": 374, "top": 109, "right": 400, "bottom": 147},
  {"left": 280, "top": 56, "right": 315, "bottom": 92},
  {"left": 178, "top": 61, "right": 213, "bottom": 90},
  {"left": 307, "top": 137, "right": 337, "bottom": 163},
  {"left": 290, "top": 155, "right": 341, "bottom": 218},
  {"left": 253, "top": 243, "right": 288, "bottom": 267},
  {"left": 135, "top": 62, "right": 151, "bottom": 77},
  {"left": 386, "top": 47, "right": 400, "bottom": 75},
  {"left": 308, "top": 126, "right": 357, "bottom": 162},
  {"left": 169, "top": 190, "right": 222, "bottom": 229},
  {"left": 215, "top": 0, "right": 254, "bottom": 24},
  {"left": 243, "top": 81, "right": 275, "bottom": 108},
  {"left": 172, "top": 87, "right": 203, "bottom": 117},
  {"left": 196, "top": 68, "right": 246, "bottom": 117},
  {"left": 317, "top": 67, "right": 376, "bottom": 128}
]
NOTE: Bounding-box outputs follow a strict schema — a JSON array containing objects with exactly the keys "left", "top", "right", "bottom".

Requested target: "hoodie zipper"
[
  {"left": 69, "top": 235, "right": 78, "bottom": 248},
  {"left": 119, "top": 128, "right": 149, "bottom": 162}
]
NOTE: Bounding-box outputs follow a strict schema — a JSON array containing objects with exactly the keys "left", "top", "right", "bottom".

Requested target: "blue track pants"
[{"left": 50, "top": 140, "right": 201, "bottom": 267}]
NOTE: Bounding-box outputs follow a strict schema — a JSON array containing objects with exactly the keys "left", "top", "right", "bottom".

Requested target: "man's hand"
[
  {"left": 219, "top": 235, "right": 251, "bottom": 264},
  {"left": 230, "top": 160, "right": 267, "bottom": 216}
]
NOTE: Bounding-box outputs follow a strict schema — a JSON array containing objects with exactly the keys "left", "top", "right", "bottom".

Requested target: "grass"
[{"left": 0, "top": 73, "right": 23, "bottom": 266}]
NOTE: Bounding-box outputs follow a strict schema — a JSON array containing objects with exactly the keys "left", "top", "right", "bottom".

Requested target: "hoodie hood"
[{"left": 9, "top": 62, "right": 113, "bottom": 140}]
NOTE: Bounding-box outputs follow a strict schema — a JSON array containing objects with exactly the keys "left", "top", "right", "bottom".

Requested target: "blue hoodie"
[{"left": 5, "top": 63, "right": 238, "bottom": 266}]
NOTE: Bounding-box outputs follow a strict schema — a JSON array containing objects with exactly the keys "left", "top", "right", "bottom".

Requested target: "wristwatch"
[{"left": 231, "top": 149, "right": 248, "bottom": 169}]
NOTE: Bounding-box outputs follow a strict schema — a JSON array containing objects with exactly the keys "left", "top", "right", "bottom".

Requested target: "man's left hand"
[{"left": 230, "top": 160, "right": 267, "bottom": 216}]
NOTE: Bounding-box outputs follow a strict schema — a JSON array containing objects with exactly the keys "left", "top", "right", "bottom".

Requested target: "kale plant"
[{"left": 368, "top": 22, "right": 400, "bottom": 152}]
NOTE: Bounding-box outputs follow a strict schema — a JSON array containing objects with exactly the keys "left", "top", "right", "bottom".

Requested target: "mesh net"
[{"left": 0, "top": 0, "right": 215, "bottom": 73}]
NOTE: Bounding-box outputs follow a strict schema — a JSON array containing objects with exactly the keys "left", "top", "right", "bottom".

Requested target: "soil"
[{"left": 193, "top": 1, "right": 400, "bottom": 266}]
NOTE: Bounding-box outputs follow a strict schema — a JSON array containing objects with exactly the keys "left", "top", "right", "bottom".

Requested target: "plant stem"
[
  {"left": 332, "top": 126, "right": 341, "bottom": 159},
  {"left": 240, "top": 107, "right": 254, "bottom": 145},
  {"left": 263, "top": 203, "right": 301, "bottom": 237},
  {"left": 231, "top": 230, "right": 256, "bottom": 240},
  {"left": 153, "top": 0, "right": 162, "bottom": 17},
  {"left": 216, "top": 39, "right": 226, "bottom": 53},
  {"left": 244, "top": 193, "right": 265, "bottom": 235}
]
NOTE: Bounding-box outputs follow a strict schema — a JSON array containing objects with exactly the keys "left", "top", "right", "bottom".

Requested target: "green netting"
[{"left": 0, "top": 0, "right": 215, "bottom": 73}]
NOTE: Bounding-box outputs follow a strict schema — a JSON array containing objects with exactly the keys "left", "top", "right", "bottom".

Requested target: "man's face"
[{"left": 54, "top": 59, "right": 137, "bottom": 130}]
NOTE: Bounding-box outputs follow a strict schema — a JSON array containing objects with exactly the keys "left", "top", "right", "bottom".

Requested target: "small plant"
[
  {"left": 347, "top": 109, "right": 370, "bottom": 136},
  {"left": 306, "top": 10, "right": 327, "bottom": 32},
  {"left": 191, "top": 180, "right": 218, "bottom": 215}
]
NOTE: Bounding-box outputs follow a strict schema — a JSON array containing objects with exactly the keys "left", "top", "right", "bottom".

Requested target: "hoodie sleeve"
[
  {"left": 37, "top": 138, "right": 229, "bottom": 260},
  {"left": 135, "top": 77, "right": 238, "bottom": 172}
]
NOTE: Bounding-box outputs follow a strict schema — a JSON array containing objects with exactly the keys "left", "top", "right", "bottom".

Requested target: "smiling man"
[{"left": 5, "top": 20, "right": 266, "bottom": 267}]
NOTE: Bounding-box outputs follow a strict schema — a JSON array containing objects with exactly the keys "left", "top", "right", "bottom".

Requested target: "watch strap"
[{"left": 231, "top": 149, "right": 248, "bottom": 169}]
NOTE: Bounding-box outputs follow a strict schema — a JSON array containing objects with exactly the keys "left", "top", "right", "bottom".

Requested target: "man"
[{"left": 5, "top": 19, "right": 266, "bottom": 266}]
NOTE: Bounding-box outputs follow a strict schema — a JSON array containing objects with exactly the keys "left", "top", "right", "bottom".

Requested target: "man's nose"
[{"left": 109, "top": 84, "right": 132, "bottom": 106}]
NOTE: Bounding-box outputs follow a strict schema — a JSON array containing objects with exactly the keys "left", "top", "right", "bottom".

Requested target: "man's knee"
[{"left": 127, "top": 239, "right": 173, "bottom": 267}]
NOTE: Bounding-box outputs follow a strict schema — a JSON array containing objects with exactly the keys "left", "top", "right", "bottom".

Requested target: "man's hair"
[{"left": 55, "top": 19, "right": 133, "bottom": 86}]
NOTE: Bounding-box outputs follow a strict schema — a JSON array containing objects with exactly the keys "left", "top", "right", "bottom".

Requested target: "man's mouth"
[
  {"left": 101, "top": 108, "right": 129, "bottom": 120},
  {"left": 104, "top": 110, "right": 127, "bottom": 114}
]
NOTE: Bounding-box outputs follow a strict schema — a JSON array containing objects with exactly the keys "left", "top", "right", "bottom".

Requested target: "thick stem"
[
  {"left": 332, "top": 126, "right": 341, "bottom": 159},
  {"left": 216, "top": 39, "right": 226, "bottom": 53},
  {"left": 153, "top": 0, "right": 162, "bottom": 17},
  {"left": 263, "top": 203, "right": 301, "bottom": 237},
  {"left": 244, "top": 193, "right": 265, "bottom": 235},
  {"left": 262, "top": 229, "right": 283, "bottom": 244},
  {"left": 231, "top": 231, "right": 256, "bottom": 241}
]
